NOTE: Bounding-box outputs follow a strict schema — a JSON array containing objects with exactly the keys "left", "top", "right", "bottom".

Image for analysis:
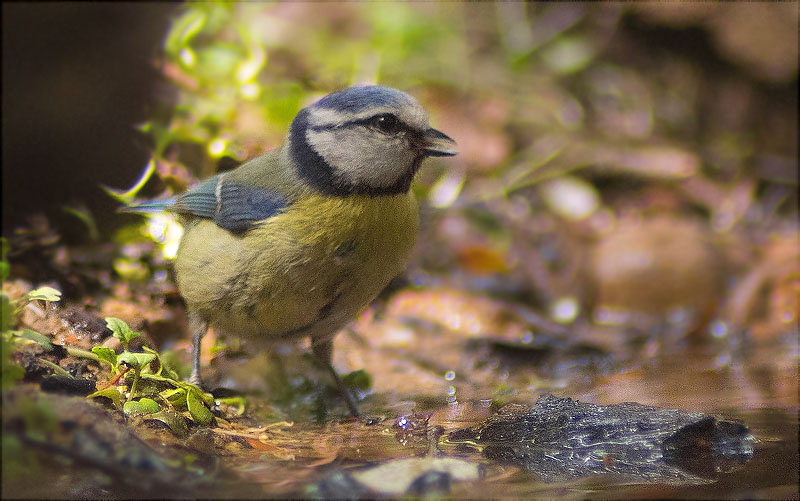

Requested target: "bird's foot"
[{"left": 188, "top": 371, "right": 205, "bottom": 390}]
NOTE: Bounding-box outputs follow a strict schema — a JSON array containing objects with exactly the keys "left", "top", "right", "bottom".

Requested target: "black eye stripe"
[{"left": 308, "top": 115, "right": 409, "bottom": 133}]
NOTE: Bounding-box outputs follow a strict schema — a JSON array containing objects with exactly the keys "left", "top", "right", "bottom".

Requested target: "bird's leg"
[
  {"left": 188, "top": 313, "right": 208, "bottom": 388},
  {"left": 312, "top": 338, "right": 360, "bottom": 417}
]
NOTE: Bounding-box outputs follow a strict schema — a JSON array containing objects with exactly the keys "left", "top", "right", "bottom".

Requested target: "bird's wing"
[{"left": 168, "top": 173, "right": 289, "bottom": 233}]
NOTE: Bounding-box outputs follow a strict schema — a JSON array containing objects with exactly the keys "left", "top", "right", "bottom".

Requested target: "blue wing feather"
[
  {"left": 169, "top": 177, "right": 219, "bottom": 219},
  {"left": 124, "top": 174, "right": 288, "bottom": 233},
  {"left": 172, "top": 175, "right": 288, "bottom": 233}
]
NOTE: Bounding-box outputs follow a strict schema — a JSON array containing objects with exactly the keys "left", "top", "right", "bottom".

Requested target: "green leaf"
[
  {"left": 160, "top": 388, "right": 188, "bottom": 410},
  {"left": 88, "top": 387, "right": 123, "bottom": 409},
  {"left": 141, "top": 345, "right": 176, "bottom": 377},
  {"left": 123, "top": 397, "right": 161, "bottom": 416},
  {"left": 217, "top": 395, "right": 247, "bottom": 416},
  {"left": 140, "top": 372, "right": 181, "bottom": 384},
  {"left": 160, "top": 387, "right": 186, "bottom": 401},
  {"left": 160, "top": 387, "right": 185, "bottom": 398},
  {"left": 91, "top": 346, "right": 118, "bottom": 370},
  {"left": 105, "top": 317, "right": 140, "bottom": 350},
  {"left": 186, "top": 387, "right": 214, "bottom": 425},
  {"left": 145, "top": 410, "right": 190, "bottom": 438},
  {"left": 161, "top": 365, "right": 181, "bottom": 381},
  {"left": 38, "top": 358, "right": 72, "bottom": 378},
  {"left": 118, "top": 352, "right": 156, "bottom": 371},
  {"left": 130, "top": 376, "right": 165, "bottom": 398},
  {"left": 183, "top": 383, "right": 214, "bottom": 406},
  {"left": 26, "top": 287, "right": 62, "bottom": 303},
  {"left": 18, "top": 329, "right": 54, "bottom": 352}
]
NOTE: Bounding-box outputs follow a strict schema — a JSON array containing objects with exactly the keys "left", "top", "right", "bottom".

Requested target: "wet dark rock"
[
  {"left": 310, "top": 470, "right": 372, "bottom": 499},
  {"left": 41, "top": 375, "right": 97, "bottom": 396},
  {"left": 62, "top": 358, "right": 96, "bottom": 379},
  {"left": 662, "top": 417, "right": 755, "bottom": 477},
  {"left": 448, "top": 394, "right": 756, "bottom": 484},
  {"left": 18, "top": 352, "right": 54, "bottom": 380},
  {"left": 406, "top": 470, "right": 452, "bottom": 496},
  {"left": 40, "top": 341, "right": 68, "bottom": 359}
]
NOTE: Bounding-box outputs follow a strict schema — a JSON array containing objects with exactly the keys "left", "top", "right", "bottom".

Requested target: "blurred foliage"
[{"left": 111, "top": 2, "right": 797, "bottom": 339}]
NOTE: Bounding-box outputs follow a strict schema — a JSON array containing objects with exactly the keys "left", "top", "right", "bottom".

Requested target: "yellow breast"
[{"left": 175, "top": 192, "right": 419, "bottom": 338}]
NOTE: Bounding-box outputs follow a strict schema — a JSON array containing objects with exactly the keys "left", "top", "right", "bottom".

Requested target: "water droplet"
[
  {"left": 710, "top": 320, "right": 728, "bottom": 339},
  {"left": 551, "top": 297, "right": 579, "bottom": 324}
]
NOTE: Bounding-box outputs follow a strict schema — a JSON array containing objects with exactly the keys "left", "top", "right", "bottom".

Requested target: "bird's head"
[{"left": 289, "top": 85, "right": 458, "bottom": 196}]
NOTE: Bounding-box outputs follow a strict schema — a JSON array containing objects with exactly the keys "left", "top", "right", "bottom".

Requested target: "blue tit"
[{"left": 126, "top": 85, "right": 458, "bottom": 415}]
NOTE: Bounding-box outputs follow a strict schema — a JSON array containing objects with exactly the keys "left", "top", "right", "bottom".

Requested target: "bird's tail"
[{"left": 118, "top": 197, "right": 176, "bottom": 214}]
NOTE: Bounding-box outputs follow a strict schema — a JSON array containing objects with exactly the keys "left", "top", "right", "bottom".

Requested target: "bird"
[{"left": 125, "top": 85, "right": 458, "bottom": 415}]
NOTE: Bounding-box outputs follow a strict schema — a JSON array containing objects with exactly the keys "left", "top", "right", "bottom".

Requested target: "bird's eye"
[{"left": 370, "top": 114, "right": 402, "bottom": 134}]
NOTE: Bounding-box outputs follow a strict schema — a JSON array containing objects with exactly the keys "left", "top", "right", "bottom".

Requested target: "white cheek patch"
[{"left": 307, "top": 128, "right": 415, "bottom": 188}]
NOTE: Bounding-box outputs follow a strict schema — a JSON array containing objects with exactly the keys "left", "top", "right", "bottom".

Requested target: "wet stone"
[
  {"left": 448, "top": 394, "right": 756, "bottom": 484},
  {"left": 662, "top": 417, "right": 755, "bottom": 477},
  {"left": 310, "top": 470, "right": 372, "bottom": 499},
  {"left": 406, "top": 470, "right": 452, "bottom": 496},
  {"left": 18, "top": 352, "right": 55, "bottom": 380},
  {"left": 41, "top": 375, "right": 97, "bottom": 396}
]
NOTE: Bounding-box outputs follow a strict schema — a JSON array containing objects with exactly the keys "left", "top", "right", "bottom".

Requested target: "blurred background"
[
  {"left": 2, "top": 5, "right": 798, "bottom": 496},
  {"left": 4, "top": 2, "right": 797, "bottom": 331},
  {"left": 2, "top": 2, "right": 797, "bottom": 404}
]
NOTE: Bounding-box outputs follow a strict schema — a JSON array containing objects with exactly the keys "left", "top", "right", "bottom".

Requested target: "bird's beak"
[{"left": 422, "top": 127, "right": 458, "bottom": 157}]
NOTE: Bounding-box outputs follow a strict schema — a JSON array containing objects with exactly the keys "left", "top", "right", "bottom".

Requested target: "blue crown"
[{"left": 314, "top": 85, "right": 412, "bottom": 113}]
